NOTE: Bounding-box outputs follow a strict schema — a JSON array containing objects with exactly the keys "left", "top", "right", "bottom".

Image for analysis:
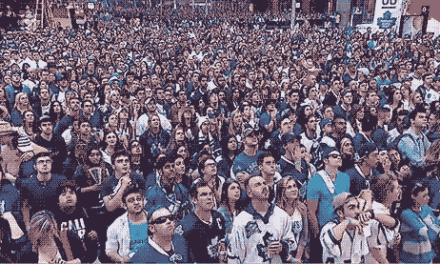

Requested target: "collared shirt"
[{"left": 397, "top": 127, "right": 430, "bottom": 168}]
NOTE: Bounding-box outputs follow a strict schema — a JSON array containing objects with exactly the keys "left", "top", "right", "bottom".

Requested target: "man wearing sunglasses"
[
  {"left": 130, "top": 205, "right": 188, "bottom": 263},
  {"left": 307, "top": 147, "right": 350, "bottom": 263},
  {"left": 106, "top": 185, "right": 148, "bottom": 263}
]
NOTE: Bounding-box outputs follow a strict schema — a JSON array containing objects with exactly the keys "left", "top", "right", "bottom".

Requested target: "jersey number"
[{"left": 382, "top": 0, "right": 397, "bottom": 5}]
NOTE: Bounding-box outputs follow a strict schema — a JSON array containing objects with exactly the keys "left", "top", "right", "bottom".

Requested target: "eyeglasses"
[
  {"left": 150, "top": 214, "right": 175, "bottom": 224},
  {"left": 205, "top": 162, "right": 217, "bottom": 168}
]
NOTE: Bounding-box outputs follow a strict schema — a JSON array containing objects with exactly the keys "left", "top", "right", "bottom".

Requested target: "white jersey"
[
  {"left": 365, "top": 202, "right": 400, "bottom": 263},
  {"left": 320, "top": 219, "right": 369, "bottom": 264},
  {"left": 228, "top": 205, "right": 297, "bottom": 264}
]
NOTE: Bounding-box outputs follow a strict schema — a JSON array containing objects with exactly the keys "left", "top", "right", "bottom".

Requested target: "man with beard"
[
  {"left": 320, "top": 192, "right": 370, "bottom": 264},
  {"left": 106, "top": 185, "right": 148, "bottom": 263},
  {"left": 180, "top": 180, "right": 226, "bottom": 263},
  {"left": 131, "top": 205, "right": 188, "bottom": 263},
  {"left": 144, "top": 155, "right": 190, "bottom": 220},
  {"left": 228, "top": 175, "right": 296, "bottom": 263}
]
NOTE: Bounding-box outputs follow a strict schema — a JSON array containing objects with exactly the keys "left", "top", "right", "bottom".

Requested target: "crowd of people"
[{"left": 1, "top": 1, "right": 440, "bottom": 263}]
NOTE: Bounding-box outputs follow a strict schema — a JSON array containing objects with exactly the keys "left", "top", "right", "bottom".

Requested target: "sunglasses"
[{"left": 150, "top": 214, "right": 175, "bottom": 224}]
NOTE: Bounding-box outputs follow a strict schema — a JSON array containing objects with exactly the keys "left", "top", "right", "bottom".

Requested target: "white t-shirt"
[{"left": 289, "top": 208, "right": 303, "bottom": 246}]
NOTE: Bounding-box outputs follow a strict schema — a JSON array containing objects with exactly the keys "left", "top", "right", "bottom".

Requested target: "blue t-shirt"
[
  {"left": 232, "top": 150, "right": 263, "bottom": 177},
  {"left": 307, "top": 171, "right": 350, "bottom": 228},
  {"left": 129, "top": 221, "right": 149, "bottom": 255}
]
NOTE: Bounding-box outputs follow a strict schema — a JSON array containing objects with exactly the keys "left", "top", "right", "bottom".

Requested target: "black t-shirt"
[
  {"left": 180, "top": 210, "right": 226, "bottom": 263},
  {"left": 19, "top": 174, "right": 67, "bottom": 217},
  {"left": 53, "top": 206, "right": 95, "bottom": 262}
]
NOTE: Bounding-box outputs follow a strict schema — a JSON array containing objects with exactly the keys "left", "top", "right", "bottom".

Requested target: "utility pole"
[
  {"left": 291, "top": 0, "right": 296, "bottom": 33},
  {"left": 421, "top": 6, "right": 429, "bottom": 35}
]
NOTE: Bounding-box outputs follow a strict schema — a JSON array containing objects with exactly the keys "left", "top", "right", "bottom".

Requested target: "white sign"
[
  {"left": 87, "top": 2, "right": 95, "bottom": 9},
  {"left": 356, "top": 24, "right": 380, "bottom": 34},
  {"left": 373, "top": 0, "right": 404, "bottom": 31}
]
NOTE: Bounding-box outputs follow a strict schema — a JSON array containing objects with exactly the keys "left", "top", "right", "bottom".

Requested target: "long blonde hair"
[
  {"left": 275, "top": 176, "right": 300, "bottom": 211},
  {"left": 14, "top": 92, "right": 32, "bottom": 112},
  {"left": 29, "top": 210, "right": 59, "bottom": 253}
]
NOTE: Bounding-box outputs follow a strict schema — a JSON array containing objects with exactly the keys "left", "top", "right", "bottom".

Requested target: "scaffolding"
[{"left": 34, "top": 0, "right": 55, "bottom": 28}]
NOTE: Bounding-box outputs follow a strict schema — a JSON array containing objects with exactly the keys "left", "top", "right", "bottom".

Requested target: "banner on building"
[{"left": 373, "top": 0, "right": 405, "bottom": 31}]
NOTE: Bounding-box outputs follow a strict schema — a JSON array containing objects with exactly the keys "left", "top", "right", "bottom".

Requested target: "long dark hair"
[
  {"left": 400, "top": 182, "right": 428, "bottom": 210},
  {"left": 219, "top": 178, "right": 242, "bottom": 214},
  {"left": 82, "top": 144, "right": 110, "bottom": 186},
  {"left": 49, "top": 101, "right": 65, "bottom": 124},
  {"left": 100, "top": 128, "right": 126, "bottom": 153},
  {"left": 168, "top": 124, "right": 188, "bottom": 153},
  {"left": 221, "top": 135, "right": 239, "bottom": 159},
  {"left": 22, "top": 110, "right": 38, "bottom": 135}
]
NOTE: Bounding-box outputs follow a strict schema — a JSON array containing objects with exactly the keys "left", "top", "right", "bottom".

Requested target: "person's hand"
[
  {"left": 2, "top": 212, "right": 15, "bottom": 221},
  {"left": 293, "top": 146, "right": 302, "bottom": 163},
  {"left": 219, "top": 240, "right": 227, "bottom": 263},
  {"left": 358, "top": 211, "right": 372, "bottom": 224},
  {"left": 21, "top": 151, "right": 34, "bottom": 162},
  {"left": 345, "top": 217, "right": 363, "bottom": 235},
  {"left": 359, "top": 189, "right": 373, "bottom": 203},
  {"left": 60, "top": 222, "right": 69, "bottom": 242},
  {"left": 87, "top": 230, "right": 98, "bottom": 241},
  {"left": 399, "top": 165, "right": 411, "bottom": 179},
  {"left": 90, "top": 183, "right": 102, "bottom": 192},
  {"left": 266, "top": 240, "right": 282, "bottom": 257},
  {"left": 121, "top": 176, "right": 132, "bottom": 189}
]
